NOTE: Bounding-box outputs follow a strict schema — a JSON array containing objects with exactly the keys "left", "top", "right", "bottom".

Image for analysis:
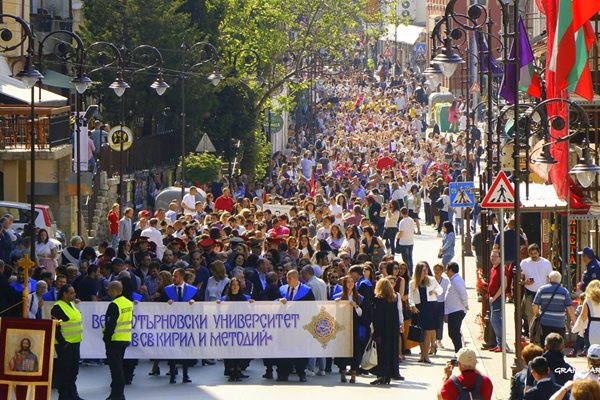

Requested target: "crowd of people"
[{"left": 1, "top": 67, "right": 600, "bottom": 400}]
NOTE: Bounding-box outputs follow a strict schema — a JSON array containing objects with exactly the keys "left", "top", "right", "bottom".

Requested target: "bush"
[{"left": 183, "top": 152, "right": 222, "bottom": 185}]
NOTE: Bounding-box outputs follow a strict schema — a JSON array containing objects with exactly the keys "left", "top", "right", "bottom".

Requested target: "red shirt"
[
  {"left": 488, "top": 263, "right": 511, "bottom": 298},
  {"left": 440, "top": 370, "right": 493, "bottom": 400},
  {"left": 107, "top": 211, "right": 119, "bottom": 235},
  {"left": 214, "top": 195, "right": 235, "bottom": 212},
  {"left": 376, "top": 156, "right": 394, "bottom": 171}
]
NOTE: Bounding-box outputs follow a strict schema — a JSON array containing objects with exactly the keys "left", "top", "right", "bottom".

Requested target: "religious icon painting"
[{"left": 0, "top": 318, "right": 57, "bottom": 400}]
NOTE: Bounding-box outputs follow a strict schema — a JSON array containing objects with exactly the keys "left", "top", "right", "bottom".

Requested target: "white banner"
[
  {"left": 43, "top": 301, "right": 352, "bottom": 359},
  {"left": 262, "top": 204, "right": 293, "bottom": 216},
  {"left": 72, "top": 125, "right": 89, "bottom": 172}
]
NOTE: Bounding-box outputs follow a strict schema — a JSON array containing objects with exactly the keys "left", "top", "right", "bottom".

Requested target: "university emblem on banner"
[{"left": 303, "top": 307, "right": 344, "bottom": 348}]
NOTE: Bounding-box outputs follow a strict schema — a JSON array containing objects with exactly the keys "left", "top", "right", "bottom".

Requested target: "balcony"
[{"left": 0, "top": 105, "right": 71, "bottom": 151}]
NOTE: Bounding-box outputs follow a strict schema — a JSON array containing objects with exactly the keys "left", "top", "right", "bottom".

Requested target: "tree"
[{"left": 184, "top": 152, "right": 223, "bottom": 185}]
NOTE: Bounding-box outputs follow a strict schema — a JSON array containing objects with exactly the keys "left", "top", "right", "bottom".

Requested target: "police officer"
[
  {"left": 103, "top": 281, "right": 133, "bottom": 400},
  {"left": 51, "top": 284, "right": 84, "bottom": 400},
  {"left": 160, "top": 267, "right": 197, "bottom": 383}
]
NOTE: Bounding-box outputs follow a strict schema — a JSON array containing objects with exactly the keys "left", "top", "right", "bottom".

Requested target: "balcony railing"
[{"left": 0, "top": 105, "right": 71, "bottom": 150}]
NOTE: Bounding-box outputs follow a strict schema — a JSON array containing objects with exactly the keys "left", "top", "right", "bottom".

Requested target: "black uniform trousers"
[
  {"left": 106, "top": 341, "right": 129, "bottom": 399},
  {"left": 55, "top": 342, "right": 81, "bottom": 400},
  {"left": 277, "top": 358, "right": 307, "bottom": 380}
]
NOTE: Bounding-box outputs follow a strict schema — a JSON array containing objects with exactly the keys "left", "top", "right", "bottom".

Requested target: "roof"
[
  {"left": 383, "top": 24, "right": 426, "bottom": 45},
  {"left": 518, "top": 182, "right": 567, "bottom": 211}
]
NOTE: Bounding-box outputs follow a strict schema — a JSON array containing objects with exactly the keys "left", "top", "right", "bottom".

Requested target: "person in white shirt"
[
  {"left": 301, "top": 265, "right": 328, "bottom": 376},
  {"left": 444, "top": 261, "right": 469, "bottom": 353},
  {"left": 520, "top": 243, "right": 553, "bottom": 335},
  {"left": 316, "top": 216, "right": 333, "bottom": 242},
  {"left": 328, "top": 196, "right": 343, "bottom": 227},
  {"left": 141, "top": 218, "right": 165, "bottom": 260},
  {"left": 165, "top": 201, "right": 179, "bottom": 223},
  {"left": 181, "top": 186, "right": 198, "bottom": 216},
  {"left": 396, "top": 207, "right": 416, "bottom": 275}
]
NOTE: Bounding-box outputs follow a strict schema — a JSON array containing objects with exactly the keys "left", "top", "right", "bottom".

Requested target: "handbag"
[
  {"left": 361, "top": 337, "right": 378, "bottom": 370},
  {"left": 529, "top": 285, "right": 560, "bottom": 345},
  {"left": 407, "top": 313, "right": 425, "bottom": 343}
]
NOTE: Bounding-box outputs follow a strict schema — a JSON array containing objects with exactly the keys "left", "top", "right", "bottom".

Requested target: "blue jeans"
[
  {"left": 307, "top": 357, "right": 325, "bottom": 372},
  {"left": 490, "top": 298, "right": 503, "bottom": 347},
  {"left": 111, "top": 233, "right": 119, "bottom": 249},
  {"left": 442, "top": 253, "right": 454, "bottom": 268},
  {"left": 397, "top": 244, "right": 414, "bottom": 275},
  {"left": 454, "top": 218, "right": 463, "bottom": 235}
]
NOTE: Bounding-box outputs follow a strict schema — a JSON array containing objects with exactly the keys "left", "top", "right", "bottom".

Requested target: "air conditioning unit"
[{"left": 399, "top": 0, "right": 417, "bottom": 22}]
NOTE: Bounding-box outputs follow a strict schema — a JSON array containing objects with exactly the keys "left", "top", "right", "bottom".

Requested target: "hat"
[
  {"left": 230, "top": 236, "right": 244, "bottom": 244},
  {"left": 579, "top": 247, "right": 596, "bottom": 258},
  {"left": 199, "top": 238, "right": 216, "bottom": 248},
  {"left": 587, "top": 344, "right": 600, "bottom": 359},
  {"left": 456, "top": 348, "right": 478, "bottom": 368},
  {"left": 140, "top": 210, "right": 150, "bottom": 218}
]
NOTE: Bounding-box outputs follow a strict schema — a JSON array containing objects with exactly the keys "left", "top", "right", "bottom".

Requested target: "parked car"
[
  {"left": 0, "top": 201, "right": 58, "bottom": 238},
  {"left": 155, "top": 187, "right": 206, "bottom": 211}
]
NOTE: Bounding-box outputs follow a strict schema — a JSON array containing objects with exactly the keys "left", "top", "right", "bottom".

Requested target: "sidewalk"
[{"left": 411, "top": 222, "right": 587, "bottom": 400}]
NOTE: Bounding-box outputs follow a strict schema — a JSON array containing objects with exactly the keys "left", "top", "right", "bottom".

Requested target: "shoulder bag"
[
  {"left": 529, "top": 284, "right": 560, "bottom": 345},
  {"left": 361, "top": 336, "right": 378, "bottom": 370}
]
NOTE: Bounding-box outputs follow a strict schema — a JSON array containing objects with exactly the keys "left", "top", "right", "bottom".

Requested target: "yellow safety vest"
[
  {"left": 54, "top": 300, "right": 83, "bottom": 344},
  {"left": 110, "top": 296, "right": 133, "bottom": 342}
]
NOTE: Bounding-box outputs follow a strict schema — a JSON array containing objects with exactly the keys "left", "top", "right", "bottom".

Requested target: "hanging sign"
[{"left": 108, "top": 125, "right": 133, "bottom": 152}]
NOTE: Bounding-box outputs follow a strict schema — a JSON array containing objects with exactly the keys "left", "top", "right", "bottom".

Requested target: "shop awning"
[
  {"left": 383, "top": 24, "right": 426, "bottom": 45},
  {"left": 519, "top": 182, "right": 567, "bottom": 211},
  {"left": 40, "top": 69, "right": 73, "bottom": 89},
  {"left": 0, "top": 56, "right": 67, "bottom": 106}
]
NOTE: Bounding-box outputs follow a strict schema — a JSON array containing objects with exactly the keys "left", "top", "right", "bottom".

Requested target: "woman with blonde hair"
[
  {"left": 370, "top": 278, "right": 404, "bottom": 385},
  {"left": 204, "top": 261, "right": 230, "bottom": 301},
  {"left": 576, "top": 280, "right": 600, "bottom": 345},
  {"left": 409, "top": 261, "right": 443, "bottom": 363}
]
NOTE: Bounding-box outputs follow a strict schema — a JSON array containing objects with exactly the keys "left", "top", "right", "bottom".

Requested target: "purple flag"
[
  {"left": 474, "top": 30, "right": 502, "bottom": 76},
  {"left": 500, "top": 17, "right": 537, "bottom": 104}
]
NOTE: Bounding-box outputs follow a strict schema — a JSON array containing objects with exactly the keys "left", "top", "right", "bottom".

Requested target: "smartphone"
[{"left": 450, "top": 358, "right": 458, "bottom": 367}]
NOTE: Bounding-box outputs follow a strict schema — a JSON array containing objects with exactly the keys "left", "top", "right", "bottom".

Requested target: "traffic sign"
[
  {"left": 469, "top": 81, "right": 481, "bottom": 94},
  {"left": 481, "top": 171, "right": 520, "bottom": 208},
  {"left": 414, "top": 43, "right": 426, "bottom": 54},
  {"left": 382, "top": 46, "right": 393, "bottom": 59},
  {"left": 449, "top": 182, "right": 475, "bottom": 207},
  {"left": 108, "top": 125, "right": 133, "bottom": 151},
  {"left": 195, "top": 132, "right": 216, "bottom": 152}
]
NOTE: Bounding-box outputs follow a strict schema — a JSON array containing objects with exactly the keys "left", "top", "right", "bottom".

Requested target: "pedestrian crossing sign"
[
  {"left": 449, "top": 182, "right": 475, "bottom": 207},
  {"left": 481, "top": 171, "right": 520, "bottom": 208}
]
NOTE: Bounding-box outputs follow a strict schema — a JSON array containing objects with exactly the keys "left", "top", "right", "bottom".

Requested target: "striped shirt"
[{"left": 533, "top": 283, "right": 573, "bottom": 328}]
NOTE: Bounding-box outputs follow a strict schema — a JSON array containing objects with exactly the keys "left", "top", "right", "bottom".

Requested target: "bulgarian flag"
[
  {"left": 548, "top": 0, "right": 597, "bottom": 101},
  {"left": 499, "top": 17, "right": 542, "bottom": 104}
]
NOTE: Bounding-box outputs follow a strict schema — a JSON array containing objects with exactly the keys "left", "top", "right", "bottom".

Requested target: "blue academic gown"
[
  {"left": 219, "top": 294, "right": 251, "bottom": 301},
  {"left": 164, "top": 284, "right": 198, "bottom": 302},
  {"left": 42, "top": 288, "right": 58, "bottom": 301},
  {"left": 327, "top": 284, "right": 342, "bottom": 300},
  {"left": 10, "top": 278, "right": 36, "bottom": 294},
  {"left": 279, "top": 283, "right": 314, "bottom": 301}
]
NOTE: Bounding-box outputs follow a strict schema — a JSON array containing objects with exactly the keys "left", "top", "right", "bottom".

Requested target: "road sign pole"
[{"left": 500, "top": 208, "right": 507, "bottom": 380}]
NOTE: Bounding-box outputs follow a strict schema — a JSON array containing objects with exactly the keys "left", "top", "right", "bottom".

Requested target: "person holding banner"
[
  {"left": 161, "top": 267, "right": 197, "bottom": 384},
  {"left": 217, "top": 277, "right": 254, "bottom": 381},
  {"left": 103, "top": 281, "right": 133, "bottom": 400},
  {"left": 334, "top": 275, "right": 367, "bottom": 383},
  {"left": 51, "top": 284, "right": 84, "bottom": 400},
  {"left": 277, "top": 269, "right": 315, "bottom": 382}
]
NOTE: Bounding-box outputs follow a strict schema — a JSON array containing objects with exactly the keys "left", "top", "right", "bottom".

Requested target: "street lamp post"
[
  {"left": 88, "top": 42, "right": 169, "bottom": 209},
  {"left": 38, "top": 30, "right": 91, "bottom": 237},
  {"left": 0, "top": 14, "right": 44, "bottom": 317},
  {"left": 179, "top": 42, "right": 221, "bottom": 209}
]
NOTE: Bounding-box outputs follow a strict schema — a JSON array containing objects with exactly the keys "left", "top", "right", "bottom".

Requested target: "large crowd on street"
[{"left": 1, "top": 64, "right": 600, "bottom": 400}]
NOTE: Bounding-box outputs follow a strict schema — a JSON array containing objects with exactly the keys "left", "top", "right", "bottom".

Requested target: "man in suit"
[
  {"left": 276, "top": 270, "right": 315, "bottom": 382},
  {"left": 326, "top": 269, "right": 342, "bottom": 300},
  {"left": 524, "top": 357, "right": 561, "bottom": 400},
  {"left": 249, "top": 258, "right": 270, "bottom": 300},
  {"left": 259, "top": 272, "right": 282, "bottom": 380},
  {"left": 160, "top": 268, "right": 197, "bottom": 384}
]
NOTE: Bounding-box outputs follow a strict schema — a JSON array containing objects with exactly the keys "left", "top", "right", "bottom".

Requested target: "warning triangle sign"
[
  {"left": 195, "top": 133, "right": 216, "bottom": 153},
  {"left": 469, "top": 81, "right": 481, "bottom": 94},
  {"left": 481, "top": 171, "right": 520, "bottom": 208},
  {"left": 383, "top": 46, "right": 393, "bottom": 58}
]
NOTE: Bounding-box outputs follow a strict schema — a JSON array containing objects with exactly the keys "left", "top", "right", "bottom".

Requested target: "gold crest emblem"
[{"left": 303, "top": 307, "right": 344, "bottom": 348}]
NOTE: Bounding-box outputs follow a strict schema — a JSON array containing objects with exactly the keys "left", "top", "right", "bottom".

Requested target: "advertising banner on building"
[{"left": 43, "top": 301, "right": 352, "bottom": 359}]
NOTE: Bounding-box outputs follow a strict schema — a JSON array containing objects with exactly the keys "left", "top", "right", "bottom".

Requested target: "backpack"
[{"left": 451, "top": 374, "right": 483, "bottom": 400}]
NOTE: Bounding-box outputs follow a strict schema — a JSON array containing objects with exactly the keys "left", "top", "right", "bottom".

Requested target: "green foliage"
[{"left": 184, "top": 152, "right": 223, "bottom": 185}]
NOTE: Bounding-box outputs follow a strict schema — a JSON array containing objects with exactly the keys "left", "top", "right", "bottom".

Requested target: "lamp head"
[
  {"left": 109, "top": 73, "right": 130, "bottom": 97},
  {"left": 72, "top": 73, "right": 92, "bottom": 94},
  {"left": 150, "top": 72, "right": 170, "bottom": 96},
  {"left": 207, "top": 71, "right": 224, "bottom": 87},
  {"left": 570, "top": 147, "right": 600, "bottom": 188},
  {"left": 432, "top": 45, "right": 464, "bottom": 78},
  {"left": 17, "top": 63, "right": 44, "bottom": 89}
]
